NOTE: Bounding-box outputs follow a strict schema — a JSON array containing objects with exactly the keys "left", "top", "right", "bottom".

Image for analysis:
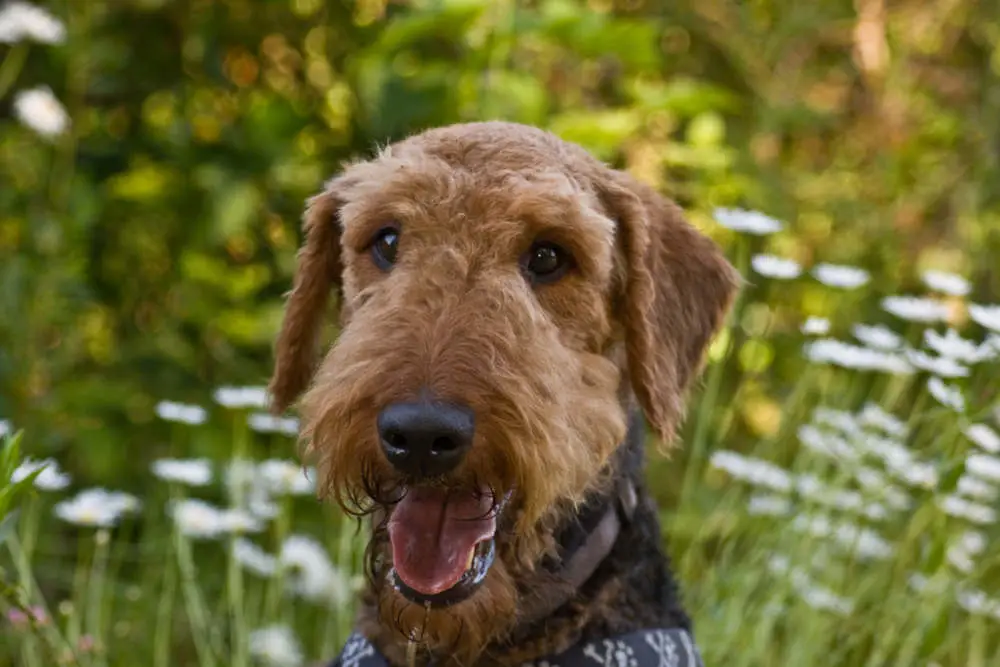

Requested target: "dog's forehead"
[{"left": 335, "top": 124, "right": 615, "bottom": 243}]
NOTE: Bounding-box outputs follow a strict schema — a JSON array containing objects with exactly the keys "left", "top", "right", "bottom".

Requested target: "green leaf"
[
  {"left": 918, "top": 604, "right": 951, "bottom": 658},
  {"left": 0, "top": 430, "right": 24, "bottom": 479},
  {"left": 372, "top": 1, "right": 487, "bottom": 52},
  {"left": 0, "top": 509, "right": 20, "bottom": 547},
  {"left": 547, "top": 109, "right": 643, "bottom": 160}
]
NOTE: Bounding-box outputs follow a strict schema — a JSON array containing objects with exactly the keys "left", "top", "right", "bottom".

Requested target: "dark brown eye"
[
  {"left": 371, "top": 227, "right": 399, "bottom": 271},
  {"left": 522, "top": 241, "right": 572, "bottom": 284}
]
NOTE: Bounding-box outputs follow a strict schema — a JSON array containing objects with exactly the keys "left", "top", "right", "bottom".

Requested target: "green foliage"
[{"left": 0, "top": 431, "right": 41, "bottom": 544}]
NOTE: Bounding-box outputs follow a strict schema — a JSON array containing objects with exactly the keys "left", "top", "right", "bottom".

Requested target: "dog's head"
[{"left": 269, "top": 122, "right": 738, "bottom": 657}]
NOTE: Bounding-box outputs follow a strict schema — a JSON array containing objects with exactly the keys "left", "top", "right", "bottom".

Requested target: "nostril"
[
  {"left": 385, "top": 429, "right": 407, "bottom": 451},
  {"left": 432, "top": 436, "right": 460, "bottom": 454}
]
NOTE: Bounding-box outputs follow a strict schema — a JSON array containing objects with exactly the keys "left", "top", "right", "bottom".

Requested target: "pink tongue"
[{"left": 387, "top": 488, "right": 497, "bottom": 596}]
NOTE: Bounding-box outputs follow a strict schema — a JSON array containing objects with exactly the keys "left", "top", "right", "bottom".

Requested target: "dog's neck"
[{"left": 507, "top": 408, "right": 645, "bottom": 633}]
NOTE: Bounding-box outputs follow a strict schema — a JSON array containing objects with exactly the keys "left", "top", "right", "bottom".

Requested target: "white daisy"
[
  {"left": 225, "top": 458, "right": 258, "bottom": 490},
  {"left": 886, "top": 457, "right": 939, "bottom": 489},
  {"left": 798, "top": 583, "right": 855, "bottom": 616},
  {"left": 812, "top": 263, "right": 870, "bottom": 289},
  {"left": 947, "top": 544, "right": 975, "bottom": 574},
  {"left": 13, "top": 86, "right": 70, "bottom": 139},
  {"left": 258, "top": 460, "right": 315, "bottom": 496},
  {"left": 922, "top": 270, "right": 971, "bottom": 297},
  {"left": 797, "top": 425, "right": 859, "bottom": 462},
  {"left": 790, "top": 514, "right": 893, "bottom": 560},
  {"left": 851, "top": 323, "right": 903, "bottom": 351},
  {"left": 812, "top": 407, "right": 865, "bottom": 440},
  {"left": 957, "top": 589, "right": 1000, "bottom": 621},
  {"left": 904, "top": 349, "right": 970, "bottom": 378},
  {"left": 924, "top": 328, "right": 997, "bottom": 364},
  {"left": 857, "top": 403, "right": 908, "bottom": 438},
  {"left": 751, "top": 254, "right": 802, "bottom": 279},
  {"left": 801, "top": 317, "right": 831, "bottom": 335},
  {"left": 713, "top": 208, "right": 783, "bottom": 235},
  {"left": 280, "top": 535, "right": 352, "bottom": 607},
  {"left": 938, "top": 495, "right": 996, "bottom": 524},
  {"left": 958, "top": 530, "right": 986, "bottom": 556},
  {"left": 155, "top": 400, "right": 207, "bottom": 426},
  {"left": 795, "top": 474, "right": 887, "bottom": 520},
  {"left": 169, "top": 499, "right": 263, "bottom": 540},
  {"left": 852, "top": 432, "right": 939, "bottom": 488},
  {"left": 248, "top": 413, "right": 300, "bottom": 437},
  {"left": 233, "top": 538, "right": 278, "bottom": 577},
  {"left": 854, "top": 467, "right": 911, "bottom": 510},
  {"left": 965, "top": 424, "right": 1000, "bottom": 454},
  {"left": 11, "top": 457, "right": 70, "bottom": 491},
  {"left": 956, "top": 475, "right": 998, "bottom": 502},
  {"left": 968, "top": 304, "right": 1000, "bottom": 332},
  {"left": 0, "top": 2, "right": 65, "bottom": 44},
  {"left": 151, "top": 458, "right": 212, "bottom": 487},
  {"left": 927, "top": 377, "right": 965, "bottom": 412},
  {"left": 804, "top": 338, "right": 913, "bottom": 374},
  {"left": 965, "top": 454, "right": 1000, "bottom": 484},
  {"left": 881, "top": 296, "right": 951, "bottom": 323},
  {"left": 248, "top": 625, "right": 303, "bottom": 667},
  {"left": 213, "top": 386, "right": 269, "bottom": 410},
  {"left": 708, "top": 450, "right": 793, "bottom": 492},
  {"left": 748, "top": 494, "right": 792, "bottom": 516},
  {"left": 766, "top": 557, "right": 854, "bottom": 616},
  {"left": 907, "top": 572, "right": 946, "bottom": 595},
  {"left": 54, "top": 489, "right": 140, "bottom": 527}
]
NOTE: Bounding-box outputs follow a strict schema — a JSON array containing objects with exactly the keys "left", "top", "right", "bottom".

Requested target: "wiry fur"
[{"left": 269, "top": 122, "right": 740, "bottom": 665}]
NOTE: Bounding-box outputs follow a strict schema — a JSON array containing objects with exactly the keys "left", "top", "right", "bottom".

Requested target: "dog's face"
[{"left": 269, "top": 122, "right": 738, "bottom": 658}]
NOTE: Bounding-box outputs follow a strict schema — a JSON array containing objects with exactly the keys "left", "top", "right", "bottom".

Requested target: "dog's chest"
[{"left": 328, "top": 628, "right": 703, "bottom": 667}]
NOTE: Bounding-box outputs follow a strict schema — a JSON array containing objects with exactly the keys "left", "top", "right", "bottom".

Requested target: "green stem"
[
  {"left": 264, "top": 496, "right": 292, "bottom": 623},
  {"left": 84, "top": 530, "right": 111, "bottom": 667},
  {"left": 228, "top": 416, "right": 250, "bottom": 667},
  {"left": 7, "top": 536, "right": 77, "bottom": 663},
  {"left": 0, "top": 43, "right": 29, "bottom": 101},
  {"left": 16, "top": 497, "right": 43, "bottom": 667},
  {"left": 67, "top": 531, "right": 89, "bottom": 649},
  {"left": 175, "top": 528, "right": 219, "bottom": 667},
  {"left": 330, "top": 513, "right": 358, "bottom": 655},
  {"left": 152, "top": 537, "right": 178, "bottom": 667}
]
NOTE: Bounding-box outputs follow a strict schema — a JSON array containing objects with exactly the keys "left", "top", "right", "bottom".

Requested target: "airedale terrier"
[{"left": 269, "top": 122, "right": 739, "bottom": 666}]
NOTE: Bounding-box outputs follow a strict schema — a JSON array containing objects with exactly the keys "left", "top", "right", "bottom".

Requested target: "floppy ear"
[
  {"left": 600, "top": 171, "right": 741, "bottom": 446},
  {"left": 269, "top": 182, "right": 345, "bottom": 413}
]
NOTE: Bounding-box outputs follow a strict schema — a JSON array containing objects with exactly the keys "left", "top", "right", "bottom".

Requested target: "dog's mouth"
[{"left": 386, "top": 487, "right": 506, "bottom": 608}]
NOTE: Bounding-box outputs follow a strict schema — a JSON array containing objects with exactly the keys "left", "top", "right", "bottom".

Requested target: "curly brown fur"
[{"left": 270, "top": 122, "right": 740, "bottom": 665}]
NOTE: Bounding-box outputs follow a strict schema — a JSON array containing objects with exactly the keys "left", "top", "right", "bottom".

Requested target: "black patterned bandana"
[{"left": 328, "top": 628, "right": 704, "bottom": 667}]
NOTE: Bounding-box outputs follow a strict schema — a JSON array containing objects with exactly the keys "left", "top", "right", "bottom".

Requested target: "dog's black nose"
[{"left": 377, "top": 402, "right": 474, "bottom": 478}]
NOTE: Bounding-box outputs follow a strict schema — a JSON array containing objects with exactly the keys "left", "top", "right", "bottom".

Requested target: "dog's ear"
[
  {"left": 599, "top": 171, "right": 741, "bottom": 446},
  {"left": 269, "top": 181, "right": 345, "bottom": 413}
]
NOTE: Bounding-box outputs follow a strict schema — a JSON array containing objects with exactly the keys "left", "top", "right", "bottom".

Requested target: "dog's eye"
[
  {"left": 522, "top": 241, "right": 572, "bottom": 284},
  {"left": 370, "top": 227, "right": 399, "bottom": 271}
]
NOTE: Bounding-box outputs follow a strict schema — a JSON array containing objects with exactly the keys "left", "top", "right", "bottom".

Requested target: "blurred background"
[
  {"left": 2, "top": 0, "right": 1000, "bottom": 665},
  {"left": 4, "top": 0, "right": 999, "bottom": 475}
]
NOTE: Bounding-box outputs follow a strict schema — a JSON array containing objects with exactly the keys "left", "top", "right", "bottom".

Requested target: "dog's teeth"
[{"left": 466, "top": 548, "right": 475, "bottom": 570}]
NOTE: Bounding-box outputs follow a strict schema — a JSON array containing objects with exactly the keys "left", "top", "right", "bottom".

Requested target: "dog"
[{"left": 269, "top": 121, "right": 740, "bottom": 666}]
